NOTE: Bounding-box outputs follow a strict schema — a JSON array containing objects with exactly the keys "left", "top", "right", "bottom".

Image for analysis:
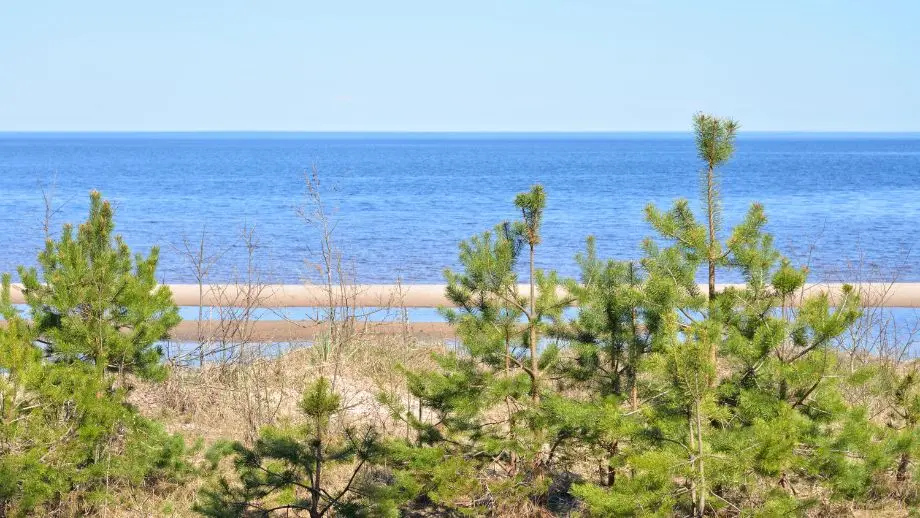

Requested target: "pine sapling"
[
  {"left": 196, "top": 377, "right": 383, "bottom": 518},
  {"left": 693, "top": 112, "right": 738, "bottom": 302}
]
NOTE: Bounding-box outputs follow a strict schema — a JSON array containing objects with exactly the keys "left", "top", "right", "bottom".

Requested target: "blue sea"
[{"left": 2, "top": 132, "right": 919, "bottom": 285}]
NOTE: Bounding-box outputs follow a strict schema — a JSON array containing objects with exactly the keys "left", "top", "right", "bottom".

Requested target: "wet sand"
[{"left": 169, "top": 319, "right": 456, "bottom": 342}]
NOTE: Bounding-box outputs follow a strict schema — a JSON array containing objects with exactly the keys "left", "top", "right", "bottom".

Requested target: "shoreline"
[{"left": 8, "top": 282, "right": 920, "bottom": 308}]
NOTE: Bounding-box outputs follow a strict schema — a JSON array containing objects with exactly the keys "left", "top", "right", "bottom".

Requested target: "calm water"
[{"left": 1, "top": 133, "right": 919, "bottom": 284}]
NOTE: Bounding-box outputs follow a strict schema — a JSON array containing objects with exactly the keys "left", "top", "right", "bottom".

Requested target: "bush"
[
  {"left": 195, "top": 377, "right": 387, "bottom": 517},
  {"left": 0, "top": 192, "right": 185, "bottom": 515}
]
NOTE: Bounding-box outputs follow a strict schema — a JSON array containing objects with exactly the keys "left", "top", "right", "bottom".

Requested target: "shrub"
[{"left": 0, "top": 192, "right": 185, "bottom": 515}]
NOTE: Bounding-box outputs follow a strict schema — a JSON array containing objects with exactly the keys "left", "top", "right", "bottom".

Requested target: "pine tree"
[
  {"left": 693, "top": 112, "right": 739, "bottom": 303},
  {"left": 539, "top": 236, "right": 689, "bottom": 517},
  {"left": 195, "top": 377, "right": 384, "bottom": 518},
  {"left": 872, "top": 353, "right": 920, "bottom": 498},
  {"left": 549, "top": 237, "right": 649, "bottom": 488},
  {"left": 692, "top": 113, "right": 738, "bottom": 375},
  {"left": 0, "top": 191, "right": 185, "bottom": 515},
  {"left": 18, "top": 191, "right": 179, "bottom": 384},
  {"left": 641, "top": 193, "right": 718, "bottom": 516},
  {"left": 389, "top": 185, "right": 568, "bottom": 513},
  {"left": 639, "top": 116, "right": 865, "bottom": 514},
  {"left": 514, "top": 185, "right": 549, "bottom": 403}
]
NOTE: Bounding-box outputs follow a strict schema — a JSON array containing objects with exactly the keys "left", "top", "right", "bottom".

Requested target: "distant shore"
[{"left": 9, "top": 282, "right": 920, "bottom": 308}]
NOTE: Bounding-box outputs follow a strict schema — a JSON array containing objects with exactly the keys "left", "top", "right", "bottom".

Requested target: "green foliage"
[
  {"left": 19, "top": 191, "right": 180, "bottom": 382},
  {"left": 0, "top": 192, "right": 186, "bottom": 516},
  {"left": 570, "top": 448, "right": 679, "bottom": 517},
  {"left": 545, "top": 236, "right": 655, "bottom": 501},
  {"left": 694, "top": 112, "right": 740, "bottom": 167},
  {"left": 381, "top": 148, "right": 899, "bottom": 516},
  {"left": 513, "top": 184, "right": 546, "bottom": 247},
  {"left": 693, "top": 112, "right": 739, "bottom": 302},
  {"left": 195, "top": 377, "right": 387, "bottom": 518},
  {"left": 388, "top": 185, "right": 569, "bottom": 513},
  {"left": 872, "top": 357, "right": 920, "bottom": 502},
  {"left": 566, "top": 114, "right": 868, "bottom": 517},
  {"left": 556, "top": 236, "right": 647, "bottom": 398},
  {"left": 693, "top": 112, "right": 738, "bottom": 239}
]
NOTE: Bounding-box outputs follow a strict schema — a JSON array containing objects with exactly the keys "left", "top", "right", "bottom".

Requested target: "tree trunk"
[
  {"left": 529, "top": 243, "right": 539, "bottom": 403},
  {"left": 897, "top": 452, "right": 911, "bottom": 483},
  {"left": 505, "top": 332, "right": 511, "bottom": 375},
  {"left": 311, "top": 426, "right": 323, "bottom": 518},
  {"left": 707, "top": 163, "right": 716, "bottom": 302},
  {"left": 605, "top": 441, "right": 619, "bottom": 487},
  {"left": 706, "top": 163, "right": 718, "bottom": 377},
  {"left": 688, "top": 413, "right": 698, "bottom": 516},
  {"left": 695, "top": 397, "right": 706, "bottom": 517},
  {"left": 629, "top": 262, "right": 640, "bottom": 410}
]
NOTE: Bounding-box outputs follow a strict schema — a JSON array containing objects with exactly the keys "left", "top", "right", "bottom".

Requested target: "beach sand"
[{"left": 9, "top": 282, "right": 920, "bottom": 308}]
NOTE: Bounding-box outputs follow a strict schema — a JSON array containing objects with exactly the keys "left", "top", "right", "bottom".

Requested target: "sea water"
[{"left": 2, "top": 132, "right": 919, "bottom": 285}]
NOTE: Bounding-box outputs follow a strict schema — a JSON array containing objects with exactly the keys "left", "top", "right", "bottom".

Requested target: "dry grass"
[
  {"left": 113, "top": 335, "right": 442, "bottom": 517},
  {"left": 91, "top": 334, "right": 917, "bottom": 517}
]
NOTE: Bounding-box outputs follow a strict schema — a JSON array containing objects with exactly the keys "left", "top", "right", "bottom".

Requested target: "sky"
[{"left": 1, "top": 1, "right": 918, "bottom": 132}]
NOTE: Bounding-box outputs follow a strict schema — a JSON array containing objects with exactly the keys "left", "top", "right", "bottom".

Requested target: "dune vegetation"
[{"left": 3, "top": 115, "right": 920, "bottom": 517}]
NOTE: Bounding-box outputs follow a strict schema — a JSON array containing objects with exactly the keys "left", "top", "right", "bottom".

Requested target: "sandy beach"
[{"left": 9, "top": 282, "right": 920, "bottom": 308}]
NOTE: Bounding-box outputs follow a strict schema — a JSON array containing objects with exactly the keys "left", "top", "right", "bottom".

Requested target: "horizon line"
[{"left": 3, "top": 129, "right": 920, "bottom": 136}]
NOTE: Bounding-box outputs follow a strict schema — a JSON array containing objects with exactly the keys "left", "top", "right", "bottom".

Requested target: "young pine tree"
[
  {"left": 641, "top": 116, "right": 865, "bottom": 514},
  {"left": 0, "top": 191, "right": 185, "bottom": 515},
  {"left": 549, "top": 237, "right": 649, "bottom": 486},
  {"left": 19, "top": 191, "right": 180, "bottom": 384},
  {"left": 515, "top": 185, "right": 550, "bottom": 403},
  {"left": 195, "top": 377, "right": 384, "bottom": 518},
  {"left": 712, "top": 205, "right": 870, "bottom": 511},
  {"left": 638, "top": 115, "right": 742, "bottom": 514},
  {"left": 543, "top": 238, "right": 683, "bottom": 517},
  {"left": 694, "top": 112, "right": 739, "bottom": 303},
  {"left": 390, "top": 185, "right": 568, "bottom": 514}
]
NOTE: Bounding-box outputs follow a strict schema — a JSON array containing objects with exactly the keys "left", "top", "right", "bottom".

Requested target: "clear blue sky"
[{"left": 2, "top": 1, "right": 918, "bottom": 132}]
